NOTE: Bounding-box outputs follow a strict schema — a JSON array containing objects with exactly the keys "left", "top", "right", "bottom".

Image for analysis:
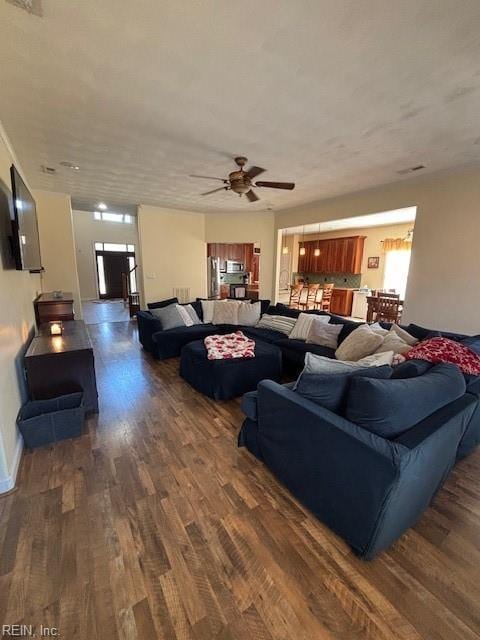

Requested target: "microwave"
[{"left": 226, "top": 260, "right": 245, "bottom": 273}]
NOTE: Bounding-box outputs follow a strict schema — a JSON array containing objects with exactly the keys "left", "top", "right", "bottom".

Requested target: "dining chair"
[
  {"left": 289, "top": 284, "right": 303, "bottom": 309},
  {"left": 318, "top": 283, "right": 334, "bottom": 312},
  {"left": 300, "top": 283, "right": 321, "bottom": 310}
]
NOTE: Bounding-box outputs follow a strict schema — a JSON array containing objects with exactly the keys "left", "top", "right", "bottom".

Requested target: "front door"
[{"left": 97, "top": 251, "right": 129, "bottom": 299}]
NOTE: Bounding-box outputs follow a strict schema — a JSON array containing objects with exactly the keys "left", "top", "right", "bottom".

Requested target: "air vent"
[
  {"left": 5, "top": 0, "right": 42, "bottom": 15},
  {"left": 41, "top": 165, "right": 56, "bottom": 175},
  {"left": 397, "top": 165, "right": 426, "bottom": 175}
]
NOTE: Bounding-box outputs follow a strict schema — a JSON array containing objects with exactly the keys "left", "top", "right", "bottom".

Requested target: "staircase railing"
[{"left": 121, "top": 264, "right": 140, "bottom": 317}]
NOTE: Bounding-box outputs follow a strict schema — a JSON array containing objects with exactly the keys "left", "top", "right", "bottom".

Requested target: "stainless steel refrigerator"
[{"left": 207, "top": 256, "right": 221, "bottom": 299}]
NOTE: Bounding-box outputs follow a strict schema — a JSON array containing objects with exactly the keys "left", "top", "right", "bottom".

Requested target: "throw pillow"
[
  {"left": 181, "top": 303, "right": 202, "bottom": 325},
  {"left": 201, "top": 300, "right": 215, "bottom": 324},
  {"left": 295, "top": 365, "right": 393, "bottom": 412},
  {"left": 296, "top": 350, "right": 394, "bottom": 386},
  {"left": 176, "top": 304, "right": 194, "bottom": 327},
  {"left": 306, "top": 318, "right": 342, "bottom": 349},
  {"left": 255, "top": 314, "right": 297, "bottom": 336},
  {"left": 213, "top": 300, "right": 241, "bottom": 325},
  {"left": 150, "top": 303, "right": 185, "bottom": 330},
  {"left": 345, "top": 363, "right": 466, "bottom": 437},
  {"left": 369, "top": 322, "right": 389, "bottom": 336},
  {"left": 238, "top": 301, "right": 262, "bottom": 326},
  {"left": 375, "top": 327, "right": 412, "bottom": 355},
  {"left": 335, "top": 324, "right": 384, "bottom": 361},
  {"left": 405, "top": 336, "right": 480, "bottom": 375},
  {"left": 390, "top": 324, "right": 419, "bottom": 346},
  {"left": 289, "top": 312, "right": 329, "bottom": 341}
]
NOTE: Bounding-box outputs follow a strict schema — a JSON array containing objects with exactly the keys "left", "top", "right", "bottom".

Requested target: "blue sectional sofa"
[{"left": 238, "top": 373, "right": 477, "bottom": 559}]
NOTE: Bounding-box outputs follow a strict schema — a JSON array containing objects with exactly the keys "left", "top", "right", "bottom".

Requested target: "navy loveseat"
[{"left": 238, "top": 366, "right": 478, "bottom": 559}]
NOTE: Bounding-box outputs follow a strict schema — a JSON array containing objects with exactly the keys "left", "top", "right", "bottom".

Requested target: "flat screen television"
[{"left": 10, "top": 165, "right": 42, "bottom": 272}]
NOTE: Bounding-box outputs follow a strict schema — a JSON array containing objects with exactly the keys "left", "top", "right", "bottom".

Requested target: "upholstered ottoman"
[{"left": 180, "top": 339, "right": 282, "bottom": 400}]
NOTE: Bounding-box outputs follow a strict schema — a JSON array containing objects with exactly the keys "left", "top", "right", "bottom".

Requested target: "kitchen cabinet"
[
  {"left": 330, "top": 288, "right": 354, "bottom": 316},
  {"left": 297, "top": 236, "right": 365, "bottom": 274}
]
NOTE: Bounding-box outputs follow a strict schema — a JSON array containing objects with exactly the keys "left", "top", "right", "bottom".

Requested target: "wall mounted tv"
[{"left": 10, "top": 165, "right": 42, "bottom": 272}]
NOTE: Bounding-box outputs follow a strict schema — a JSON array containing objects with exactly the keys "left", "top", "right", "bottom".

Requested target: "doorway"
[{"left": 95, "top": 242, "right": 136, "bottom": 299}]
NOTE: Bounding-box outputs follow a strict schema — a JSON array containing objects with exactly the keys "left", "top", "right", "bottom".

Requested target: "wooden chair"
[
  {"left": 366, "top": 295, "right": 403, "bottom": 323},
  {"left": 300, "top": 283, "right": 321, "bottom": 310},
  {"left": 317, "top": 283, "right": 334, "bottom": 312},
  {"left": 289, "top": 284, "right": 303, "bottom": 309}
]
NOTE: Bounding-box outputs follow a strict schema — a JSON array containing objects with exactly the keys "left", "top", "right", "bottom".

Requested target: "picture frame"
[{"left": 368, "top": 256, "right": 379, "bottom": 269}]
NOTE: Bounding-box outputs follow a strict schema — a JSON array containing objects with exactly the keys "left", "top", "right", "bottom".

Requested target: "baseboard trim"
[{"left": 0, "top": 435, "right": 23, "bottom": 494}]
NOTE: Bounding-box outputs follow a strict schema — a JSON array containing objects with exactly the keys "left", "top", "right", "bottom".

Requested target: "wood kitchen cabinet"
[
  {"left": 297, "top": 236, "right": 365, "bottom": 274},
  {"left": 330, "top": 288, "right": 354, "bottom": 316}
]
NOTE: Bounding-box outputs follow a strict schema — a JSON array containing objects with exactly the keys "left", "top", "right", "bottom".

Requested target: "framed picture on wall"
[{"left": 368, "top": 256, "right": 379, "bottom": 269}]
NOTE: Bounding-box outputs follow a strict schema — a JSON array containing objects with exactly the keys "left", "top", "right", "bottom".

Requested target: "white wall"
[
  {"left": 73, "top": 210, "right": 139, "bottom": 300},
  {"left": 137, "top": 205, "right": 207, "bottom": 303},
  {"left": 0, "top": 123, "right": 41, "bottom": 493},
  {"left": 34, "top": 190, "right": 83, "bottom": 319},
  {"left": 205, "top": 212, "right": 275, "bottom": 300},
  {"left": 275, "top": 167, "right": 480, "bottom": 334}
]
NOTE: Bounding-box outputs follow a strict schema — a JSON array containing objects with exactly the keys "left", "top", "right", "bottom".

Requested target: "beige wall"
[
  {"left": 275, "top": 167, "right": 480, "bottom": 334},
  {"left": 205, "top": 212, "right": 275, "bottom": 300},
  {"left": 73, "top": 210, "right": 139, "bottom": 300},
  {"left": 289, "top": 222, "right": 413, "bottom": 290},
  {"left": 35, "top": 190, "right": 82, "bottom": 319},
  {"left": 0, "top": 123, "right": 41, "bottom": 491},
  {"left": 138, "top": 205, "right": 207, "bottom": 303}
]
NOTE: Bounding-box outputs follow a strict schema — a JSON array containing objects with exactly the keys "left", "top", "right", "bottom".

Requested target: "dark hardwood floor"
[{"left": 1, "top": 321, "right": 479, "bottom": 639}]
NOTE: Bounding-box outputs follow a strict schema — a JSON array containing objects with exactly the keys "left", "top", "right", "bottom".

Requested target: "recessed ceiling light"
[
  {"left": 60, "top": 161, "right": 80, "bottom": 170},
  {"left": 97, "top": 202, "right": 107, "bottom": 210}
]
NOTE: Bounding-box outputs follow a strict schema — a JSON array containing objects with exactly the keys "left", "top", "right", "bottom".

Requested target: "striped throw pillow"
[{"left": 255, "top": 314, "right": 297, "bottom": 336}]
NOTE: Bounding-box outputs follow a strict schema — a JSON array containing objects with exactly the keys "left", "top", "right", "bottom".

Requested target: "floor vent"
[
  {"left": 6, "top": 0, "right": 42, "bottom": 16},
  {"left": 174, "top": 287, "right": 191, "bottom": 304}
]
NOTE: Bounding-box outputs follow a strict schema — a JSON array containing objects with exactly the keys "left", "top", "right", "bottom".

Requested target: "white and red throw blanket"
[
  {"left": 204, "top": 331, "right": 255, "bottom": 360},
  {"left": 406, "top": 336, "right": 480, "bottom": 375}
]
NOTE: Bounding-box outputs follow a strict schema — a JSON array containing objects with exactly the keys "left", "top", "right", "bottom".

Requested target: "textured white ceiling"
[{"left": 1, "top": 0, "right": 480, "bottom": 214}]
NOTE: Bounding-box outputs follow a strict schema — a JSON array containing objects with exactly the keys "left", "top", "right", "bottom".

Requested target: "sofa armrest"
[
  {"left": 136, "top": 311, "right": 163, "bottom": 352},
  {"left": 255, "top": 381, "right": 406, "bottom": 556}
]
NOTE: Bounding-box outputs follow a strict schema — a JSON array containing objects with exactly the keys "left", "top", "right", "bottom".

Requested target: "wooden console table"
[
  {"left": 34, "top": 291, "right": 75, "bottom": 327},
  {"left": 24, "top": 320, "right": 99, "bottom": 414}
]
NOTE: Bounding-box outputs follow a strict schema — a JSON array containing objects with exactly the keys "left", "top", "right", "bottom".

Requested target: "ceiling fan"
[{"left": 190, "top": 157, "right": 295, "bottom": 202}]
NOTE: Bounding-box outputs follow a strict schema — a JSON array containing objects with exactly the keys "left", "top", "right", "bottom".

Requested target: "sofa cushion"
[
  {"left": 152, "top": 324, "right": 219, "bottom": 359},
  {"left": 375, "top": 327, "right": 413, "bottom": 355},
  {"left": 307, "top": 318, "right": 342, "bottom": 349},
  {"left": 147, "top": 296, "right": 179, "bottom": 310},
  {"left": 391, "top": 358, "right": 433, "bottom": 379},
  {"left": 242, "top": 326, "right": 287, "bottom": 343},
  {"left": 241, "top": 390, "right": 259, "bottom": 421},
  {"left": 460, "top": 335, "right": 480, "bottom": 355},
  {"left": 295, "top": 365, "right": 393, "bottom": 412},
  {"left": 327, "top": 315, "right": 364, "bottom": 344},
  {"left": 255, "top": 314, "right": 297, "bottom": 336},
  {"left": 201, "top": 300, "right": 215, "bottom": 323},
  {"left": 150, "top": 303, "right": 186, "bottom": 330},
  {"left": 406, "top": 323, "right": 468, "bottom": 342},
  {"left": 335, "top": 324, "right": 384, "bottom": 361},
  {"left": 345, "top": 363, "right": 466, "bottom": 438},
  {"left": 390, "top": 324, "right": 419, "bottom": 346}
]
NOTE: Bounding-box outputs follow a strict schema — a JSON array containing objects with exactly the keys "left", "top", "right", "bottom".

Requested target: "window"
[
  {"left": 94, "top": 242, "right": 135, "bottom": 253},
  {"left": 93, "top": 211, "right": 133, "bottom": 224},
  {"left": 96, "top": 255, "right": 106, "bottom": 295},
  {"left": 383, "top": 249, "right": 411, "bottom": 298}
]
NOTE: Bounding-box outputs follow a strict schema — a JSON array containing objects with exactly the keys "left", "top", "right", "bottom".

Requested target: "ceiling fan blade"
[
  {"left": 246, "top": 189, "right": 260, "bottom": 202},
  {"left": 255, "top": 181, "right": 295, "bottom": 190},
  {"left": 201, "top": 187, "right": 228, "bottom": 196},
  {"left": 245, "top": 166, "right": 266, "bottom": 180},
  {"left": 190, "top": 174, "right": 226, "bottom": 182}
]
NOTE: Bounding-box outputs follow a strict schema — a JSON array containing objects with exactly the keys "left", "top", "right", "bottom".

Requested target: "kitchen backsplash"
[{"left": 293, "top": 272, "right": 362, "bottom": 288}]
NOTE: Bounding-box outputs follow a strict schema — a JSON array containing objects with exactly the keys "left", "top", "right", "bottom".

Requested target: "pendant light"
[
  {"left": 282, "top": 228, "right": 289, "bottom": 254},
  {"left": 314, "top": 223, "right": 321, "bottom": 256},
  {"left": 299, "top": 226, "right": 306, "bottom": 256}
]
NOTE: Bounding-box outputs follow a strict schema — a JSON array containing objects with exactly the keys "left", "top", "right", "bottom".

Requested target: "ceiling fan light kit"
[{"left": 191, "top": 157, "right": 295, "bottom": 203}]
